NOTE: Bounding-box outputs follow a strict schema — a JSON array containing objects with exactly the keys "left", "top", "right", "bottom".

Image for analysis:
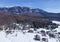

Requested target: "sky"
[{"left": 0, "top": 0, "right": 60, "bottom": 13}]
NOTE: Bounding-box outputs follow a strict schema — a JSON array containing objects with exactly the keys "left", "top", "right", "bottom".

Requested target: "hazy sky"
[{"left": 0, "top": 0, "right": 60, "bottom": 13}]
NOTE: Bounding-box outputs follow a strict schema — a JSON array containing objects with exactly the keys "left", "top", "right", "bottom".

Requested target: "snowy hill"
[
  {"left": 0, "top": 20, "right": 60, "bottom": 42},
  {"left": 0, "top": 27, "right": 60, "bottom": 42}
]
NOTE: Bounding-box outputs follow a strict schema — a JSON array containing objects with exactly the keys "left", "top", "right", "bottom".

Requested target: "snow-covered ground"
[
  {"left": 0, "top": 30, "right": 40, "bottom": 42},
  {"left": 0, "top": 29, "right": 59, "bottom": 42},
  {"left": 52, "top": 21, "right": 60, "bottom": 25},
  {"left": 0, "top": 20, "right": 60, "bottom": 42}
]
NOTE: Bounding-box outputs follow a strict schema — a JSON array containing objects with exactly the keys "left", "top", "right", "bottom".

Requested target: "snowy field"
[
  {"left": 52, "top": 21, "right": 60, "bottom": 25},
  {"left": 0, "top": 20, "right": 60, "bottom": 42},
  {"left": 0, "top": 29, "right": 59, "bottom": 42},
  {"left": 0, "top": 31, "right": 40, "bottom": 42}
]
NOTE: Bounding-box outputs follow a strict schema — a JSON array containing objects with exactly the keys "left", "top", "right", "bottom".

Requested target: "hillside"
[
  {"left": 0, "top": 6, "right": 60, "bottom": 21},
  {"left": 0, "top": 6, "right": 59, "bottom": 26},
  {"left": 0, "top": 11, "right": 52, "bottom": 27}
]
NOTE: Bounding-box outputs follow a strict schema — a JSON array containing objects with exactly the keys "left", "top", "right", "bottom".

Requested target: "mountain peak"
[
  {"left": 0, "top": 6, "right": 47, "bottom": 14},
  {"left": 0, "top": 6, "right": 60, "bottom": 21}
]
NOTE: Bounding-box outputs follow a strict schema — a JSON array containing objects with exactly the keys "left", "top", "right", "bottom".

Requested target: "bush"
[
  {"left": 34, "top": 35, "right": 40, "bottom": 41},
  {"left": 48, "top": 33, "right": 55, "bottom": 38},
  {"left": 42, "top": 38, "right": 46, "bottom": 41}
]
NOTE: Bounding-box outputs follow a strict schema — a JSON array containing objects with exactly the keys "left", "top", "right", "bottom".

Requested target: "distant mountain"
[
  {"left": 0, "top": 6, "right": 60, "bottom": 21},
  {"left": 0, "top": 6, "right": 59, "bottom": 26},
  {"left": 0, "top": 6, "right": 47, "bottom": 14}
]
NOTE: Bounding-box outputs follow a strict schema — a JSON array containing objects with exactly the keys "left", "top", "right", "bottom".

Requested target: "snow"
[
  {"left": 0, "top": 31, "right": 11, "bottom": 42},
  {"left": 54, "top": 28, "right": 60, "bottom": 32},
  {"left": 0, "top": 20, "right": 60, "bottom": 42},
  {"left": 52, "top": 21, "right": 60, "bottom": 25},
  {"left": 0, "top": 29, "right": 59, "bottom": 42},
  {"left": 48, "top": 38, "right": 56, "bottom": 42},
  {"left": 0, "top": 31, "right": 40, "bottom": 42}
]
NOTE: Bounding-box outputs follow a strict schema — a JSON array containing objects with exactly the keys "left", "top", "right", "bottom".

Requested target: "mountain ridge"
[
  {"left": 0, "top": 6, "right": 59, "bottom": 26},
  {"left": 1, "top": 6, "right": 60, "bottom": 21}
]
